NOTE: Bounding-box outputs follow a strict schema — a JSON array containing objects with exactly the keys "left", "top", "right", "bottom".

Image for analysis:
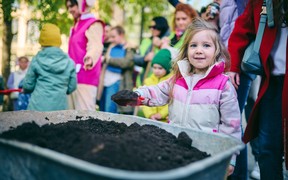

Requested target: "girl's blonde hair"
[{"left": 169, "top": 17, "right": 230, "bottom": 99}]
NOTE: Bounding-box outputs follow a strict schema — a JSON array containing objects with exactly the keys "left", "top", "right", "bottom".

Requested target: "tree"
[
  {"left": 0, "top": 0, "right": 14, "bottom": 84},
  {"left": 0, "top": 0, "right": 171, "bottom": 82}
]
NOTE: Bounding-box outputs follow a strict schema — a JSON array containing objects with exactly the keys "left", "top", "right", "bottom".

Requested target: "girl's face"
[
  {"left": 175, "top": 11, "right": 192, "bottom": 31},
  {"left": 149, "top": 21, "right": 161, "bottom": 37},
  {"left": 18, "top": 58, "right": 29, "bottom": 70},
  {"left": 152, "top": 64, "right": 167, "bottom": 78},
  {"left": 187, "top": 30, "right": 216, "bottom": 74},
  {"left": 67, "top": 1, "right": 81, "bottom": 19},
  {"left": 109, "top": 29, "right": 124, "bottom": 45}
]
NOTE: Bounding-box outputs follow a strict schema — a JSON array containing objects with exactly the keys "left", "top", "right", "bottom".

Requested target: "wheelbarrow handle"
[{"left": 0, "top": 89, "right": 22, "bottom": 95}]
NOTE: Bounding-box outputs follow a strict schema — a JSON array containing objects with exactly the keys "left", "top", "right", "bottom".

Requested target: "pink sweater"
[{"left": 68, "top": 15, "right": 104, "bottom": 86}]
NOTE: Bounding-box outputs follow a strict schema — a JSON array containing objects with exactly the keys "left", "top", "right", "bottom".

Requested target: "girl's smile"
[{"left": 188, "top": 30, "right": 216, "bottom": 74}]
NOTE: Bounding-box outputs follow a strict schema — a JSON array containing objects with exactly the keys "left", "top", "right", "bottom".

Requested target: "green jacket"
[
  {"left": 168, "top": 31, "right": 186, "bottom": 49},
  {"left": 23, "top": 47, "right": 77, "bottom": 111}
]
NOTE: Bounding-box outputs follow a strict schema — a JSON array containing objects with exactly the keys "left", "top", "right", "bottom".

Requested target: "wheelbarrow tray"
[{"left": 0, "top": 110, "right": 244, "bottom": 180}]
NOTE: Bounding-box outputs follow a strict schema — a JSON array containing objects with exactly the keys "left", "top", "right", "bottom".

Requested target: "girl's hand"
[
  {"left": 150, "top": 113, "right": 162, "bottom": 120},
  {"left": 227, "top": 72, "right": 240, "bottom": 89},
  {"left": 227, "top": 165, "right": 235, "bottom": 176}
]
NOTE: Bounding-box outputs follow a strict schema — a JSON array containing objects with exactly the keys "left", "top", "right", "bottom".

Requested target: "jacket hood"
[
  {"left": 177, "top": 59, "right": 225, "bottom": 79},
  {"left": 36, "top": 47, "right": 71, "bottom": 74}
]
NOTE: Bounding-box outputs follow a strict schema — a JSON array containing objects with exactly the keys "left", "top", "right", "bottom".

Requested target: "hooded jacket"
[
  {"left": 23, "top": 47, "right": 77, "bottom": 111},
  {"left": 136, "top": 60, "right": 241, "bottom": 163},
  {"left": 137, "top": 60, "right": 241, "bottom": 140}
]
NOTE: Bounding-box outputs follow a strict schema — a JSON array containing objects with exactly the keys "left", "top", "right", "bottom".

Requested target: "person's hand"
[
  {"left": 83, "top": 56, "right": 93, "bottom": 70},
  {"left": 144, "top": 52, "right": 154, "bottom": 62},
  {"left": 150, "top": 113, "right": 162, "bottom": 120},
  {"left": 152, "top": 37, "right": 162, "bottom": 48},
  {"left": 111, "top": 90, "right": 144, "bottom": 106},
  {"left": 227, "top": 72, "right": 240, "bottom": 89},
  {"left": 160, "top": 37, "right": 171, "bottom": 49},
  {"left": 227, "top": 165, "right": 235, "bottom": 176}
]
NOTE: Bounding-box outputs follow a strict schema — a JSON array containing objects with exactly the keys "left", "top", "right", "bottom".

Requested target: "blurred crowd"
[{"left": 1, "top": 0, "right": 287, "bottom": 179}]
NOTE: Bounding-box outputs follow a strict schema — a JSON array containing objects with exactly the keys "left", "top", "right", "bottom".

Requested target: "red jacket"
[{"left": 228, "top": 0, "right": 288, "bottom": 168}]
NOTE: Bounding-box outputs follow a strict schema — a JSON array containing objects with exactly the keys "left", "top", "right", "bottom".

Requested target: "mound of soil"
[{"left": 0, "top": 118, "right": 210, "bottom": 171}]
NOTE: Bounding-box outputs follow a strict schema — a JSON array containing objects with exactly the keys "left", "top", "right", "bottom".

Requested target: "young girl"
[
  {"left": 112, "top": 18, "right": 241, "bottom": 175},
  {"left": 142, "top": 49, "right": 173, "bottom": 121}
]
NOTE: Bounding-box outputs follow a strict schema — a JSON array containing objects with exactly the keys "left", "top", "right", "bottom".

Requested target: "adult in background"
[
  {"left": 66, "top": 0, "right": 105, "bottom": 110},
  {"left": 7, "top": 56, "right": 29, "bottom": 111},
  {"left": 228, "top": 0, "right": 287, "bottom": 179},
  {"left": 134, "top": 16, "right": 170, "bottom": 86},
  {"left": 162, "top": 3, "right": 198, "bottom": 49}
]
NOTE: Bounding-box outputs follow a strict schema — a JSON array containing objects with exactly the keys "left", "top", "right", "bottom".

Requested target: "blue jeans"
[
  {"left": 99, "top": 80, "right": 121, "bottom": 113},
  {"left": 258, "top": 76, "right": 283, "bottom": 180},
  {"left": 229, "top": 73, "right": 252, "bottom": 180}
]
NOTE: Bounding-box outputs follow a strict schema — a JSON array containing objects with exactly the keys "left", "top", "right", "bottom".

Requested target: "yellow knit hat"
[{"left": 39, "top": 23, "right": 61, "bottom": 47}]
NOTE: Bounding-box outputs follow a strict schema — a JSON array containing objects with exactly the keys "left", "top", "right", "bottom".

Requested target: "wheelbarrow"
[{"left": 0, "top": 110, "right": 244, "bottom": 180}]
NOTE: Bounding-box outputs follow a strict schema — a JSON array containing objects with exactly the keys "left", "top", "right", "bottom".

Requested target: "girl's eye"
[
  {"left": 189, "top": 44, "right": 196, "bottom": 48},
  {"left": 203, "top": 44, "right": 211, "bottom": 48}
]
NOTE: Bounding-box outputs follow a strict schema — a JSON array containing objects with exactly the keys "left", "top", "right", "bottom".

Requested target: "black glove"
[{"left": 111, "top": 90, "right": 143, "bottom": 106}]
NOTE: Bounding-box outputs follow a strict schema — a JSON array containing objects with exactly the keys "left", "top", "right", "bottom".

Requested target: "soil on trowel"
[
  {"left": 111, "top": 90, "right": 138, "bottom": 106},
  {"left": 0, "top": 118, "right": 210, "bottom": 171}
]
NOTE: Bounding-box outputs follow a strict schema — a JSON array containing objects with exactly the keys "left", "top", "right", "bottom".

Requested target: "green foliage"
[
  {"left": 2, "top": 0, "right": 173, "bottom": 38},
  {"left": 1, "top": 0, "right": 14, "bottom": 22},
  {"left": 98, "top": 0, "right": 170, "bottom": 28},
  {"left": 29, "top": 0, "right": 72, "bottom": 35}
]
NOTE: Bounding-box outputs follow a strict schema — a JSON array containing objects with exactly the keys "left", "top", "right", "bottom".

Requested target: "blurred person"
[
  {"left": 220, "top": 0, "right": 257, "bottom": 179},
  {"left": 134, "top": 16, "right": 170, "bottom": 86},
  {"left": 228, "top": 0, "right": 288, "bottom": 179},
  {"left": 142, "top": 49, "right": 173, "bottom": 121},
  {"left": 7, "top": 56, "right": 29, "bottom": 111},
  {"left": 163, "top": 3, "right": 198, "bottom": 49},
  {"left": 98, "top": 25, "right": 134, "bottom": 114},
  {"left": 66, "top": 0, "right": 105, "bottom": 110},
  {"left": 23, "top": 23, "right": 77, "bottom": 111},
  {"left": 200, "top": 2, "right": 221, "bottom": 30},
  {"left": 103, "top": 22, "right": 111, "bottom": 56}
]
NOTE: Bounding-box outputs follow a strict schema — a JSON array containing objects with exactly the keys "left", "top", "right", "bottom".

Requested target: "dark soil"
[
  {"left": 0, "top": 118, "right": 210, "bottom": 171},
  {"left": 111, "top": 90, "right": 139, "bottom": 106}
]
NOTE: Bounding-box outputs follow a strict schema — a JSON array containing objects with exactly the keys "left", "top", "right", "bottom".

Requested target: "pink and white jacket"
[{"left": 136, "top": 60, "right": 241, "bottom": 142}]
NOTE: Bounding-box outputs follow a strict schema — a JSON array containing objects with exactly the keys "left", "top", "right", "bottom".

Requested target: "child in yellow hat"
[{"left": 22, "top": 23, "right": 77, "bottom": 111}]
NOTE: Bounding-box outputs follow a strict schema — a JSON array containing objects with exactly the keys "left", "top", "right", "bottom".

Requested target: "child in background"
[
  {"left": 7, "top": 56, "right": 29, "bottom": 110},
  {"left": 112, "top": 18, "right": 241, "bottom": 175},
  {"left": 142, "top": 49, "right": 172, "bottom": 121},
  {"left": 99, "top": 25, "right": 134, "bottom": 114},
  {"left": 23, "top": 23, "right": 77, "bottom": 111}
]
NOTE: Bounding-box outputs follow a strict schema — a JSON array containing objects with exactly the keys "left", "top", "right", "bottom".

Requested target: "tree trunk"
[
  {"left": 1, "top": 0, "right": 13, "bottom": 84},
  {"left": 1, "top": 1, "right": 14, "bottom": 111},
  {"left": 2, "top": 21, "right": 12, "bottom": 85}
]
